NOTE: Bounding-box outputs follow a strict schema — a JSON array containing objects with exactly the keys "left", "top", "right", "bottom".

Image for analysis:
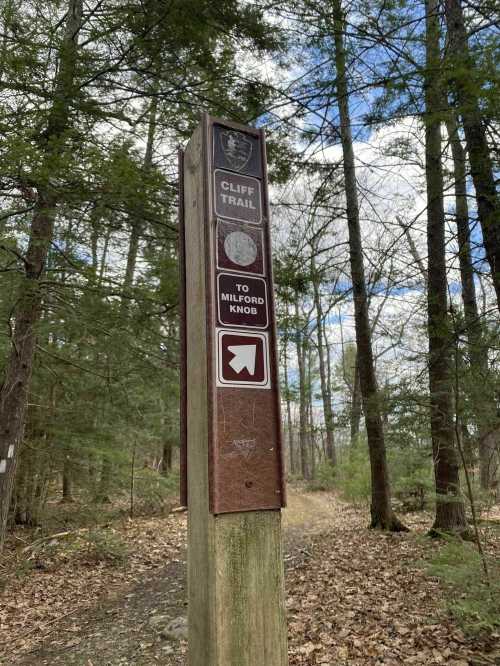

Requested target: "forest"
[{"left": 0, "top": 0, "right": 499, "bottom": 664}]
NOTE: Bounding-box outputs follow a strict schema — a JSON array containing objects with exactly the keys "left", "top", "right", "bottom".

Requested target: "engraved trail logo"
[{"left": 220, "top": 130, "right": 252, "bottom": 172}]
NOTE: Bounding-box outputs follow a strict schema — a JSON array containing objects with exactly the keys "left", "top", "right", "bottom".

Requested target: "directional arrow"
[{"left": 227, "top": 344, "right": 256, "bottom": 375}]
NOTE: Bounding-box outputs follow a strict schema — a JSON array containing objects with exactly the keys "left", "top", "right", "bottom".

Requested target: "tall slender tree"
[
  {"left": 444, "top": 0, "right": 500, "bottom": 311},
  {"left": 311, "top": 255, "right": 336, "bottom": 464},
  {"left": 424, "top": 0, "right": 467, "bottom": 533},
  {"left": 331, "top": 0, "right": 406, "bottom": 530},
  {"left": 0, "top": 0, "right": 83, "bottom": 548},
  {"left": 446, "top": 114, "right": 498, "bottom": 490},
  {"left": 294, "top": 298, "right": 312, "bottom": 479}
]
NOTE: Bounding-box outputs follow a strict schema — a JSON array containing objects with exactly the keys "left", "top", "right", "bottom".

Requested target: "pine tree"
[{"left": 423, "top": 0, "right": 467, "bottom": 534}]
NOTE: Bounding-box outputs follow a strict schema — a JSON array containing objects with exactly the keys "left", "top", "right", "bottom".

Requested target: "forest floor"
[{"left": 1, "top": 487, "right": 499, "bottom": 666}]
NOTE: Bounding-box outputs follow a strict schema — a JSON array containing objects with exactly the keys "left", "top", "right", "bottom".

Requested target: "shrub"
[
  {"left": 84, "top": 528, "right": 129, "bottom": 565},
  {"left": 335, "top": 447, "right": 371, "bottom": 504},
  {"left": 132, "top": 468, "right": 179, "bottom": 515},
  {"left": 389, "top": 446, "right": 434, "bottom": 512},
  {"left": 307, "top": 462, "right": 336, "bottom": 492},
  {"left": 427, "top": 538, "right": 500, "bottom": 633}
]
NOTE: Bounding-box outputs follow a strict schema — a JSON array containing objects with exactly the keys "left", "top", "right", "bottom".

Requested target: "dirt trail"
[
  {"left": 283, "top": 486, "right": 337, "bottom": 533},
  {"left": 5, "top": 489, "right": 331, "bottom": 666},
  {"left": 3, "top": 489, "right": 498, "bottom": 666}
]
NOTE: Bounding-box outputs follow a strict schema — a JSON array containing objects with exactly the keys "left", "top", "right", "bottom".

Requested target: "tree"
[
  {"left": 423, "top": 0, "right": 467, "bottom": 534},
  {"left": 311, "top": 254, "right": 336, "bottom": 464},
  {"left": 444, "top": 0, "right": 500, "bottom": 312},
  {"left": 294, "top": 297, "right": 313, "bottom": 479},
  {"left": 331, "top": 0, "right": 406, "bottom": 531},
  {"left": 446, "top": 114, "right": 498, "bottom": 490},
  {"left": 0, "top": 0, "right": 84, "bottom": 548}
]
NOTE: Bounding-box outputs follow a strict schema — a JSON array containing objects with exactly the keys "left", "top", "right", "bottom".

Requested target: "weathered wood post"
[{"left": 180, "top": 114, "right": 288, "bottom": 665}]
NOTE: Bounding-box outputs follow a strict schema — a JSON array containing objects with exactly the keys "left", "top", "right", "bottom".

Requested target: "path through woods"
[{"left": 1, "top": 489, "right": 498, "bottom": 665}]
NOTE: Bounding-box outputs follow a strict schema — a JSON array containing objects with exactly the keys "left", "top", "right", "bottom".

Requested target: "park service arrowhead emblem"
[{"left": 220, "top": 130, "right": 252, "bottom": 172}]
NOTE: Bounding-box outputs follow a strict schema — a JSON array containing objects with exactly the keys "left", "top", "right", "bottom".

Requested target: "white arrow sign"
[{"left": 228, "top": 344, "right": 256, "bottom": 375}]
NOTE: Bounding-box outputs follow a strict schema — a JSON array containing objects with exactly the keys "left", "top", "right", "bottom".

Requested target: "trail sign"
[
  {"left": 214, "top": 169, "right": 262, "bottom": 224},
  {"left": 216, "top": 329, "right": 270, "bottom": 387},
  {"left": 181, "top": 116, "right": 284, "bottom": 512},
  {"left": 180, "top": 114, "right": 288, "bottom": 666},
  {"left": 217, "top": 273, "right": 268, "bottom": 328}
]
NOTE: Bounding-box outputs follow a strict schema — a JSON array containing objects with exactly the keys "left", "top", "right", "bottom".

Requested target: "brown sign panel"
[
  {"left": 216, "top": 329, "right": 270, "bottom": 388},
  {"left": 214, "top": 169, "right": 262, "bottom": 224},
  {"left": 216, "top": 220, "right": 265, "bottom": 276},
  {"left": 217, "top": 273, "right": 268, "bottom": 329},
  {"left": 213, "top": 124, "right": 262, "bottom": 178},
  {"left": 213, "top": 388, "right": 283, "bottom": 513}
]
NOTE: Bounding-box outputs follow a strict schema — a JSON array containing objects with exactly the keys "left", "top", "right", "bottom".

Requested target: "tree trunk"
[
  {"left": 424, "top": 0, "right": 467, "bottom": 534},
  {"left": 283, "top": 339, "right": 296, "bottom": 475},
  {"left": 294, "top": 299, "right": 310, "bottom": 479},
  {"left": 0, "top": 0, "right": 83, "bottom": 549},
  {"left": 161, "top": 439, "right": 173, "bottom": 475},
  {"left": 444, "top": 0, "right": 500, "bottom": 312},
  {"left": 350, "top": 354, "right": 362, "bottom": 449},
  {"left": 446, "top": 117, "right": 480, "bottom": 331},
  {"left": 446, "top": 114, "right": 498, "bottom": 490},
  {"left": 478, "top": 428, "right": 500, "bottom": 493},
  {"left": 62, "top": 460, "right": 74, "bottom": 503},
  {"left": 96, "top": 456, "right": 113, "bottom": 503},
  {"left": 307, "top": 345, "right": 316, "bottom": 478},
  {"left": 311, "top": 257, "right": 336, "bottom": 464},
  {"left": 121, "top": 98, "right": 157, "bottom": 302},
  {"left": 332, "top": 0, "right": 405, "bottom": 531}
]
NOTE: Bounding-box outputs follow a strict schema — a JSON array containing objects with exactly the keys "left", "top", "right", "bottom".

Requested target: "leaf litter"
[{"left": 0, "top": 489, "right": 498, "bottom": 665}]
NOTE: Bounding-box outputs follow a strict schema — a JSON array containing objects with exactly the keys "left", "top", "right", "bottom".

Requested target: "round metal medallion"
[{"left": 224, "top": 231, "right": 258, "bottom": 267}]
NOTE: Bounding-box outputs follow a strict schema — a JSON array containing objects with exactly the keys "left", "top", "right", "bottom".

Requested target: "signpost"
[{"left": 180, "top": 114, "right": 288, "bottom": 665}]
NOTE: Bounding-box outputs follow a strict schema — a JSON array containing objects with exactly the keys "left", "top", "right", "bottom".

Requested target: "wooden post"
[{"left": 182, "top": 114, "right": 288, "bottom": 665}]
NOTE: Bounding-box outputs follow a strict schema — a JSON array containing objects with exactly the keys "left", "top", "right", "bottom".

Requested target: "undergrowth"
[{"left": 427, "top": 537, "right": 500, "bottom": 634}]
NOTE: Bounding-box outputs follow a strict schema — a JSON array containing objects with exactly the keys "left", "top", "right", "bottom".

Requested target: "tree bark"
[
  {"left": 161, "top": 421, "right": 173, "bottom": 475},
  {"left": 444, "top": 0, "right": 500, "bottom": 312},
  {"left": 332, "top": 0, "right": 405, "bottom": 530},
  {"left": 161, "top": 441, "right": 173, "bottom": 475},
  {"left": 350, "top": 354, "right": 362, "bottom": 449},
  {"left": 283, "top": 338, "right": 297, "bottom": 475},
  {"left": 446, "top": 114, "right": 497, "bottom": 490},
  {"left": 307, "top": 344, "right": 316, "bottom": 478},
  {"left": 0, "top": 0, "right": 83, "bottom": 549},
  {"left": 311, "top": 257, "right": 336, "bottom": 464},
  {"left": 62, "top": 460, "right": 74, "bottom": 503},
  {"left": 424, "top": 0, "right": 467, "bottom": 534},
  {"left": 294, "top": 299, "right": 310, "bottom": 479}
]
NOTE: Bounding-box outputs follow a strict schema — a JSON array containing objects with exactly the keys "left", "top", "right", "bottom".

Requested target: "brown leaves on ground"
[
  {"left": 0, "top": 489, "right": 498, "bottom": 665},
  {"left": 284, "top": 493, "right": 499, "bottom": 666},
  {"left": 0, "top": 513, "right": 187, "bottom": 662}
]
